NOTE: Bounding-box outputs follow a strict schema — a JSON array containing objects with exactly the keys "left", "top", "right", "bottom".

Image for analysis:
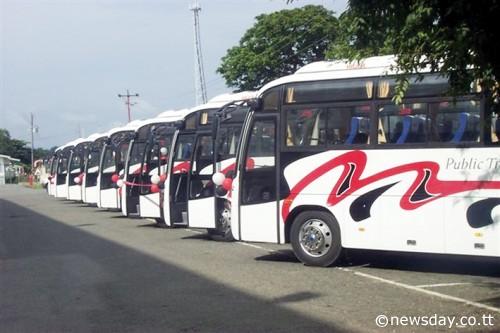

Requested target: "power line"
[{"left": 118, "top": 89, "right": 139, "bottom": 122}]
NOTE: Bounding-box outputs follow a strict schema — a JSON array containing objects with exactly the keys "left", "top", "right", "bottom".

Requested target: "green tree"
[
  {"left": 326, "top": 9, "right": 392, "bottom": 60},
  {"left": 326, "top": 0, "right": 500, "bottom": 103},
  {"left": 217, "top": 5, "right": 338, "bottom": 90},
  {"left": 0, "top": 129, "right": 28, "bottom": 161},
  {"left": 0, "top": 128, "right": 51, "bottom": 166}
]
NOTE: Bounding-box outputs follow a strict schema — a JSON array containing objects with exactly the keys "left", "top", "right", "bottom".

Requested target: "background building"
[{"left": 0, "top": 154, "right": 21, "bottom": 184}]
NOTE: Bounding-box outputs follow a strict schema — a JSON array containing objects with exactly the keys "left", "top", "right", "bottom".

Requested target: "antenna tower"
[{"left": 189, "top": 0, "right": 207, "bottom": 105}]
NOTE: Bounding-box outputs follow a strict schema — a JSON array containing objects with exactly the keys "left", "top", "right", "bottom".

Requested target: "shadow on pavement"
[
  {"left": 253, "top": 246, "right": 500, "bottom": 278},
  {"left": 342, "top": 249, "right": 500, "bottom": 278},
  {"left": 0, "top": 199, "right": 340, "bottom": 333},
  {"left": 181, "top": 233, "right": 212, "bottom": 241},
  {"left": 255, "top": 250, "right": 300, "bottom": 263}
]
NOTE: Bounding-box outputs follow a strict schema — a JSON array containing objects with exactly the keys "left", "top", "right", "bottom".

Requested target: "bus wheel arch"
[
  {"left": 288, "top": 207, "right": 343, "bottom": 267},
  {"left": 285, "top": 205, "right": 334, "bottom": 242}
]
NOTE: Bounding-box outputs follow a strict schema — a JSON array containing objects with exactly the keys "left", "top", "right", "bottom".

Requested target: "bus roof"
[
  {"left": 132, "top": 109, "right": 191, "bottom": 131},
  {"left": 257, "top": 55, "right": 415, "bottom": 96},
  {"left": 188, "top": 91, "right": 257, "bottom": 113},
  {"left": 156, "top": 108, "right": 191, "bottom": 119},
  {"left": 85, "top": 132, "right": 108, "bottom": 142},
  {"left": 57, "top": 139, "right": 79, "bottom": 152},
  {"left": 70, "top": 137, "right": 89, "bottom": 147},
  {"left": 106, "top": 120, "right": 146, "bottom": 137}
]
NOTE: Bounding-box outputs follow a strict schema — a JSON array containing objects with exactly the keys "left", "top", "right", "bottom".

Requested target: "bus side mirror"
[
  {"left": 248, "top": 98, "right": 263, "bottom": 111},
  {"left": 174, "top": 120, "right": 185, "bottom": 130}
]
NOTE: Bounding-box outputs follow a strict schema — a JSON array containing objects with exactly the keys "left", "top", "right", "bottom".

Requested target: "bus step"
[{"left": 173, "top": 221, "right": 188, "bottom": 226}]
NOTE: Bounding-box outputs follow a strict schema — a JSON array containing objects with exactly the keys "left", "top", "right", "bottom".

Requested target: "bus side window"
[
  {"left": 493, "top": 111, "right": 500, "bottom": 143},
  {"left": 242, "top": 119, "right": 276, "bottom": 204},
  {"left": 378, "top": 103, "right": 428, "bottom": 144},
  {"left": 428, "top": 100, "right": 480, "bottom": 143},
  {"left": 285, "top": 108, "right": 325, "bottom": 146},
  {"left": 327, "top": 106, "right": 371, "bottom": 145}
]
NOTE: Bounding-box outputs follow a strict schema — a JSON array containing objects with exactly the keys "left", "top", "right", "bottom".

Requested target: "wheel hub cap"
[{"left": 299, "top": 219, "right": 332, "bottom": 257}]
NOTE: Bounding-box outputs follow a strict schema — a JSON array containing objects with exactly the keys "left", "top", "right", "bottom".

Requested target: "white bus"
[
  {"left": 228, "top": 55, "right": 500, "bottom": 266},
  {"left": 164, "top": 92, "right": 255, "bottom": 237},
  {"left": 47, "top": 153, "right": 58, "bottom": 196},
  {"left": 120, "top": 110, "right": 189, "bottom": 219},
  {"left": 53, "top": 141, "right": 76, "bottom": 199},
  {"left": 82, "top": 133, "right": 108, "bottom": 205},
  {"left": 98, "top": 121, "right": 142, "bottom": 210},
  {"left": 133, "top": 110, "right": 191, "bottom": 222},
  {"left": 67, "top": 138, "right": 89, "bottom": 201}
]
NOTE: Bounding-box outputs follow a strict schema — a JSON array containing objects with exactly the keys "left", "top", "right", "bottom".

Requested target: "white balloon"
[
  {"left": 212, "top": 172, "right": 225, "bottom": 186},
  {"left": 42, "top": 178, "right": 49, "bottom": 185},
  {"left": 160, "top": 147, "right": 168, "bottom": 156},
  {"left": 150, "top": 174, "right": 161, "bottom": 185},
  {"left": 116, "top": 179, "right": 124, "bottom": 187},
  {"left": 74, "top": 176, "right": 81, "bottom": 184}
]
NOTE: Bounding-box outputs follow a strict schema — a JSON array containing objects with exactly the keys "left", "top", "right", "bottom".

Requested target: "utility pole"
[
  {"left": 30, "top": 113, "right": 34, "bottom": 170},
  {"left": 29, "top": 113, "right": 38, "bottom": 170},
  {"left": 118, "top": 89, "right": 139, "bottom": 122},
  {"left": 190, "top": 0, "right": 207, "bottom": 105}
]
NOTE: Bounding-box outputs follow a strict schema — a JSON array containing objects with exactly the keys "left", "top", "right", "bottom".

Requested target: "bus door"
[
  {"left": 67, "top": 147, "right": 83, "bottom": 200},
  {"left": 48, "top": 155, "right": 57, "bottom": 196},
  {"left": 55, "top": 151, "right": 69, "bottom": 198},
  {"left": 232, "top": 115, "right": 279, "bottom": 242},
  {"left": 83, "top": 145, "right": 101, "bottom": 204},
  {"left": 168, "top": 133, "right": 195, "bottom": 226},
  {"left": 120, "top": 141, "right": 134, "bottom": 216},
  {"left": 140, "top": 128, "right": 172, "bottom": 220},
  {"left": 123, "top": 139, "right": 146, "bottom": 217},
  {"left": 211, "top": 119, "right": 244, "bottom": 239},
  {"left": 187, "top": 133, "right": 216, "bottom": 228},
  {"left": 99, "top": 143, "right": 119, "bottom": 209}
]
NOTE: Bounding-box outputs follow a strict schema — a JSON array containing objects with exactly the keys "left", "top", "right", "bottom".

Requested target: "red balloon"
[
  {"left": 222, "top": 178, "right": 233, "bottom": 191},
  {"left": 159, "top": 174, "right": 167, "bottom": 183},
  {"left": 246, "top": 158, "right": 255, "bottom": 170},
  {"left": 150, "top": 184, "right": 160, "bottom": 193},
  {"left": 111, "top": 174, "right": 119, "bottom": 183}
]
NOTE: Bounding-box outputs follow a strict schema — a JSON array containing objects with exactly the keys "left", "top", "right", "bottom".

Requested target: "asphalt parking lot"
[{"left": 1, "top": 185, "right": 499, "bottom": 332}]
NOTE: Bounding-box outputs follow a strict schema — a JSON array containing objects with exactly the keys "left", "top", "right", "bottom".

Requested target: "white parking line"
[
  {"left": 185, "top": 229, "right": 204, "bottom": 234},
  {"left": 237, "top": 242, "right": 276, "bottom": 252},
  {"left": 416, "top": 282, "right": 472, "bottom": 288},
  {"left": 183, "top": 229, "right": 277, "bottom": 252},
  {"left": 338, "top": 267, "right": 500, "bottom": 314},
  {"left": 171, "top": 225, "right": 499, "bottom": 313}
]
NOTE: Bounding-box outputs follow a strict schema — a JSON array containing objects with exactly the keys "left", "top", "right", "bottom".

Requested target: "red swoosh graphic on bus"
[
  {"left": 173, "top": 161, "right": 190, "bottom": 174},
  {"left": 282, "top": 150, "right": 500, "bottom": 221},
  {"left": 220, "top": 158, "right": 254, "bottom": 176},
  {"left": 221, "top": 162, "right": 236, "bottom": 175}
]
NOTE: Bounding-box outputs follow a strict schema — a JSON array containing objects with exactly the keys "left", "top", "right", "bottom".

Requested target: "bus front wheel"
[
  {"left": 207, "top": 228, "right": 234, "bottom": 242},
  {"left": 291, "top": 211, "right": 342, "bottom": 267}
]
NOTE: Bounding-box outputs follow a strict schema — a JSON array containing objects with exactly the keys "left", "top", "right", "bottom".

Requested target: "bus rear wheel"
[
  {"left": 291, "top": 211, "right": 342, "bottom": 267},
  {"left": 155, "top": 218, "right": 169, "bottom": 228}
]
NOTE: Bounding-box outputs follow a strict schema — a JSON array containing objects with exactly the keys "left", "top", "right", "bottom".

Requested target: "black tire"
[
  {"left": 155, "top": 217, "right": 169, "bottom": 228},
  {"left": 207, "top": 228, "right": 234, "bottom": 242},
  {"left": 290, "top": 210, "right": 342, "bottom": 267}
]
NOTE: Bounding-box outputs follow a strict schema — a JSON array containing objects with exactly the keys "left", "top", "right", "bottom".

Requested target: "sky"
[{"left": 0, "top": 0, "right": 347, "bottom": 148}]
